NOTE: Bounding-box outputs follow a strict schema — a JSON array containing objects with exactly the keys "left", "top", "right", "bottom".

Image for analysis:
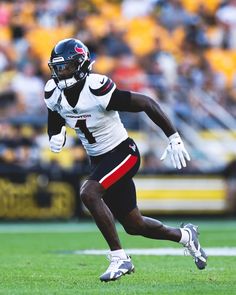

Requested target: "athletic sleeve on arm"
[
  {"left": 106, "top": 89, "right": 132, "bottom": 111},
  {"left": 47, "top": 108, "right": 65, "bottom": 139}
]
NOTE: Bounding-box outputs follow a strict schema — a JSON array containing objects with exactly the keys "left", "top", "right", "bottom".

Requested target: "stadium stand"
[{"left": 0, "top": 0, "right": 236, "bottom": 175}]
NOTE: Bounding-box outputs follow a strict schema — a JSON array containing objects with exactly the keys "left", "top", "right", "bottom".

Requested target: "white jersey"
[{"left": 44, "top": 74, "right": 128, "bottom": 156}]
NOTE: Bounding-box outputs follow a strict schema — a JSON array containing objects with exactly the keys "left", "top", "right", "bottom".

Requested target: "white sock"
[
  {"left": 110, "top": 249, "right": 127, "bottom": 259},
  {"left": 179, "top": 228, "right": 190, "bottom": 245}
]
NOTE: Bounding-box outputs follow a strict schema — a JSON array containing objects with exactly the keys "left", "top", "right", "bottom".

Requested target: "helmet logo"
[{"left": 74, "top": 45, "right": 86, "bottom": 55}]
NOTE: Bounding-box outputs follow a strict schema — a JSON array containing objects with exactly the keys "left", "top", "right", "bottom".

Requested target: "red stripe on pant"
[{"left": 99, "top": 154, "right": 138, "bottom": 189}]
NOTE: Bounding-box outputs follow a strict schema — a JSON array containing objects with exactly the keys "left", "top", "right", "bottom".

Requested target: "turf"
[{"left": 0, "top": 219, "right": 236, "bottom": 295}]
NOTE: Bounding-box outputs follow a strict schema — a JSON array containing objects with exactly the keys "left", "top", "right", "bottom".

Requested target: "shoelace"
[
  {"left": 184, "top": 247, "right": 190, "bottom": 256},
  {"left": 183, "top": 230, "right": 201, "bottom": 258},
  {"left": 184, "top": 241, "right": 197, "bottom": 257},
  {"left": 105, "top": 255, "right": 122, "bottom": 273}
]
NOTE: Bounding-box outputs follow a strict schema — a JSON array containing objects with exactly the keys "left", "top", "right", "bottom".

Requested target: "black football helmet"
[{"left": 48, "top": 38, "right": 93, "bottom": 88}]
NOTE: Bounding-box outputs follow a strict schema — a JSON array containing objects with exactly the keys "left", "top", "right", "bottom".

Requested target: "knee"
[
  {"left": 80, "top": 188, "right": 91, "bottom": 205},
  {"left": 123, "top": 218, "right": 146, "bottom": 236},
  {"left": 80, "top": 180, "right": 104, "bottom": 206}
]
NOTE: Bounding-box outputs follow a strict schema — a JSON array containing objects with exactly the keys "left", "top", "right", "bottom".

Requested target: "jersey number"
[{"left": 75, "top": 119, "right": 96, "bottom": 144}]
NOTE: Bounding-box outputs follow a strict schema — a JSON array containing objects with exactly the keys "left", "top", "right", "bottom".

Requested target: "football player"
[{"left": 45, "top": 38, "right": 207, "bottom": 282}]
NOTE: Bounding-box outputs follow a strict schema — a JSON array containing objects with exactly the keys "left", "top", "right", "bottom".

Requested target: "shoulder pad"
[
  {"left": 44, "top": 79, "right": 57, "bottom": 99},
  {"left": 87, "top": 74, "right": 115, "bottom": 96}
]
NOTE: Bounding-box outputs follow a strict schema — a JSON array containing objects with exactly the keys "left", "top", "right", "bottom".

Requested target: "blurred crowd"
[{"left": 0, "top": 0, "right": 236, "bottom": 173}]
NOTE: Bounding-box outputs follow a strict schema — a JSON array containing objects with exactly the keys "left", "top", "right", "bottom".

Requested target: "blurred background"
[{"left": 0, "top": 0, "right": 236, "bottom": 220}]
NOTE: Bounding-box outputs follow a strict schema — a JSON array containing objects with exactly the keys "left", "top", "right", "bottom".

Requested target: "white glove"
[
  {"left": 160, "top": 132, "right": 190, "bottom": 169},
  {"left": 50, "top": 126, "right": 66, "bottom": 153}
]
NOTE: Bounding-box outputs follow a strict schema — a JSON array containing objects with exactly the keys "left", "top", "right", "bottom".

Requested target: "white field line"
[{"left": 73, "top": 248, "right": 236, "bottom": 256}]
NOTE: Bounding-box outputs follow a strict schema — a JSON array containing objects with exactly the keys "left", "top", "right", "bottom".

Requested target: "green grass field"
[{"left": 0, "top": 218, "right": 236, "bottom": 295}]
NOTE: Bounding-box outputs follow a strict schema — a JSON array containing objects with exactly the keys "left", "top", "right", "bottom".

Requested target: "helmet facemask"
[{"left": 49, "top": 60, "right": 78, "bottom": 80}]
